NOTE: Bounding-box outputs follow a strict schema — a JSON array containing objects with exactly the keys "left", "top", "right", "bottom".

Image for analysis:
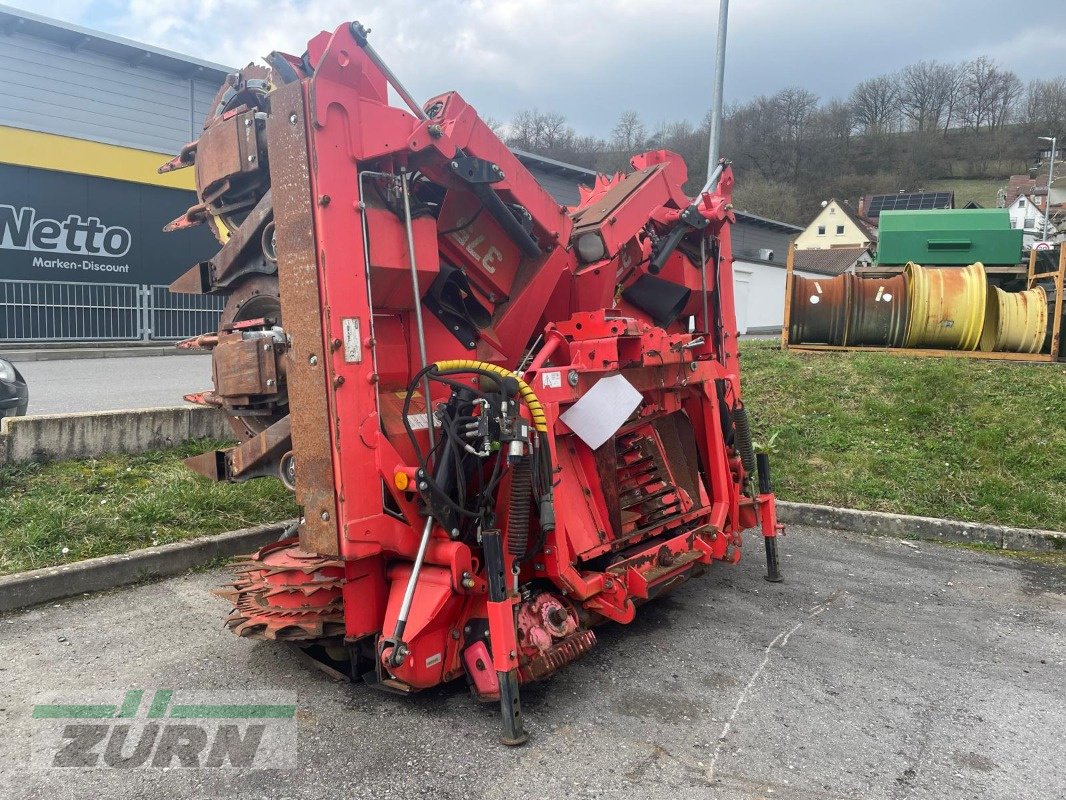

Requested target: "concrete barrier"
[
  {"left": 0, "top": 406, "right": 231, "bottom": 464},
  {"left": 0, "top": 521, "right": 295, "bottom": 613},
  {"left": 777, "top": 501, "right": 1065, "bottom": 553}
]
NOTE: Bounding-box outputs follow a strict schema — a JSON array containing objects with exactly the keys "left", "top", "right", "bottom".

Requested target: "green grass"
[
  {"left": 740, "top": 341, "right": 1066, "bottom": 531},
  {"left": 0, "top": 440, "right": 299, "bottom": 576},
  {"left": 2, "top": 348, "right": 1062, "bottom": 576},
  {"left": 922, "top": 178, "right": 1004, "bottom": 210}
]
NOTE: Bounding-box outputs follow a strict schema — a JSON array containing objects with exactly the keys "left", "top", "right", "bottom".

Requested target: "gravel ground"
[{"left": 0, "top": 525, "right": 1062, "bottom": 799}]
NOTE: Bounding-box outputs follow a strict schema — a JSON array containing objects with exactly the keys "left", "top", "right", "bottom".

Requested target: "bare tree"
[
  {"left": 610, "top": 110, "right": 647, "bottom": 152},
  {"left": 961, "top": 57, "right": 1021, "bottom": 131},
  {"left": 507, "top": 109, "right": 577, "bottom": 154},
  {"left": 1023, "top": 77, "right": 1066, "bottom": 136},
  {"left": 849, "top": 75, "right": 900, "bottom": 135},
  {"left": 899, "top": 61, "right": 960, "bottom": 133}
]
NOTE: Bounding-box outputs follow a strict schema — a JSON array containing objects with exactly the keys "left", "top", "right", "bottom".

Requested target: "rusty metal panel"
[
  {"left": 195, "top": 109, "right": 259, "bottom": 192},
  {"left": 267, "top": 81, "right": 340, "bottom": 556},
  {"left": 213, "top": 335, "right": 278, "bottom": 397}
]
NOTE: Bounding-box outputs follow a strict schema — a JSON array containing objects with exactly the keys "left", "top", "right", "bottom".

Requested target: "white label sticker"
[
  {"left": 406, "top": 413, "right": 430, "bottom": 431},
  {"left": 425, "top": 653, "right": 442, "bottom": 668},
  {"left": 342, "top": 318, "right": 362, "bottom": 364},
  {"left": 542, "top": 371, "right": 562, "bottom": 389}
]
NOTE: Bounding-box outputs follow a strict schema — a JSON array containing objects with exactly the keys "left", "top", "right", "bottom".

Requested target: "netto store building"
[{"left": 0, "top": 5, "right": 226, "bottom": 341}]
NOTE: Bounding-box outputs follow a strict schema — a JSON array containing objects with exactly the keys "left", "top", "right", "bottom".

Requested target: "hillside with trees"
[{"left": 502, "top": 57, "right": 1066, "bottom": 225}]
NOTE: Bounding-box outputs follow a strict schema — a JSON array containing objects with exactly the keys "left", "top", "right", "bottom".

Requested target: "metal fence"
[
  {"left": 149, "top": 284, "right": 227, "bottom": 340},
  {"left": 0, "top": 279, "right": 227, "bottom": 342}
]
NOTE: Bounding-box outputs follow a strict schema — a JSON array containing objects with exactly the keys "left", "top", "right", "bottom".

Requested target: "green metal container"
[{"left": 876, "top": 209, "right": 1023, "bottom": 266}]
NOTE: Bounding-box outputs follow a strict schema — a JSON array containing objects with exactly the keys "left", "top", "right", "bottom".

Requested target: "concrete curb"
[
  {"left": 1, "top": 347, "right": 202, "bottom": 362},
  {"left": 0, "top": 406, "right": 231, "bottom": 464},
  {"left": 0, "top": 520, "right": 297, "bottom": 613},
  {"left": 777, "top": 501, "right": 1065, "bottom": 553}
]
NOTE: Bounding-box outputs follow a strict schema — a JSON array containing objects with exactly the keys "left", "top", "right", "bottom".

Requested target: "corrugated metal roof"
[{"left": 0, "top": 4, "right": 231, "bottom": 81}]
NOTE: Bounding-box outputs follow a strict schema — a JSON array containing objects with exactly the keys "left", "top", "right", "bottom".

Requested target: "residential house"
[
  {"left": 1006, "top": 193, "right": 1059, "bottom": 247},
  {"left": 794, "top": 199, "right": 877, "bottom": 251}
]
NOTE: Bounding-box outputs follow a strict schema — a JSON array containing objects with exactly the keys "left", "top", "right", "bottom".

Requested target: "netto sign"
[
  {"left": 0, "top": 206, "right": 132, "bottom": 257},
  {"left": 0, "top": 162, "right": 217, "bottom": 285}
]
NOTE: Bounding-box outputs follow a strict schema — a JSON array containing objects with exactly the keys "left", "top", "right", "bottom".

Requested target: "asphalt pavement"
[
  {"left": 0, "top": 526, "right": 1062, "bottom": 799},
  {"left": 12, "top": 355, "right": 212, "bottom": 415}
]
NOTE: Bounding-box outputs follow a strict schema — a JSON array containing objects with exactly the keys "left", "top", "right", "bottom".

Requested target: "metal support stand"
[
  {"left": 757, "top": 452, "right": 783, "bottom": 583},
  {"left": 482, "top": 528, "right": 527, "bottom": 746}
]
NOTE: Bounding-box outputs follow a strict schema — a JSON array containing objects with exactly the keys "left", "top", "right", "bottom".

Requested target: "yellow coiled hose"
[{"left": 431, "top": 360, "right": 548, "bottom": 433}]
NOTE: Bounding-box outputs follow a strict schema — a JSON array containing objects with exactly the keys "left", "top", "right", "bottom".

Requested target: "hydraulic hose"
[{"left": 431, "top": 359, "right": 548, "bottom": 433}]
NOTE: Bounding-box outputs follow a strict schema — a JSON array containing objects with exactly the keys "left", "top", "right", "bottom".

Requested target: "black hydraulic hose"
[{"left": 469, "top": 182, "right": 541, "bottom": 259}]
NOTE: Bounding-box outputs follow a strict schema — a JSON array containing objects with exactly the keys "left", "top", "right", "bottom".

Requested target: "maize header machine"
[{"left": 163, "top": 21, "right": 783, "bottom": 744}]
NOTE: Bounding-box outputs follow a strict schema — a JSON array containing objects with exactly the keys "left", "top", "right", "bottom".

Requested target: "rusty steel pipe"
[
  {"left": 903, "top": 262, "right": 987, "bottom": 351},
  {"left": 979, "top": 285, "right": 1048, "bottom": 353},
  {"left": 789, "top": 273, "right": 851, "bottom": 345},
  {"left": 845, "top": 273, "right": 909, "bottom": 347}
]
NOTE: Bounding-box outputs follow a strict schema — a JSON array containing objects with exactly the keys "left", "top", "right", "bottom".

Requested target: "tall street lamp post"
[{"left": 1039, "top": 135, "right": 1056, "bottom": 243}]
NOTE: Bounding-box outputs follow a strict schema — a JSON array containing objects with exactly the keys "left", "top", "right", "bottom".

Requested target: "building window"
[
  {"left": 817, "top": 225, "right": 826, "bottom": 235},
  {"left": 1018, "top": 198, "right": 1025, "bottom": 207},
  {"left": 1025, "top": 217, "right": 1035, "bottom": 229},
  {"left": 835, "top": 225, "right": 845, "bottom": 235}
]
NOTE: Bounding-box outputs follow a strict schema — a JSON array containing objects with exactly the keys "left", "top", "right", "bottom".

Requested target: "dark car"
[{"left": 0, "top": 358, "right": 28, "bottom": 419}]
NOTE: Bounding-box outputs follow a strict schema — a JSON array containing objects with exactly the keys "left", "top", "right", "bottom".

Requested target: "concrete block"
[{"left": 0, "top": 406, "right": 231, "bottom": 464}]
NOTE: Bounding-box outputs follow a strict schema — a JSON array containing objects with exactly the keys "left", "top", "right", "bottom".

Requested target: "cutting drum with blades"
[{"left": 163, "top": 20, "right": 784, "bottom": 745}]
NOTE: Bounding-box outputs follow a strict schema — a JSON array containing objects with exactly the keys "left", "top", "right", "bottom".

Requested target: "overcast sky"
[{"left": 9, "top": 0, "right": 1066, "bottom": 136}]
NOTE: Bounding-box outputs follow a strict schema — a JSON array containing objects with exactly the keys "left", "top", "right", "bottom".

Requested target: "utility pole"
[
  {"left": 1039, "top": 135, "right": 1056, "bottom": 243},
  {"left": 706, "top": 0, "right": 729, "bottom": 185}
]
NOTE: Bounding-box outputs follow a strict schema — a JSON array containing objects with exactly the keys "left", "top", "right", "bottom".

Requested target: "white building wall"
[{"left": 733, "top": 261, "right": 824, "bottom": 335}]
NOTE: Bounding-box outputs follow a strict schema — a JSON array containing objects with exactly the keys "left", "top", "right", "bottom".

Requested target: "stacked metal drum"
[{"left": 789, "top": 262, "right": 1048, "bottom": 354}]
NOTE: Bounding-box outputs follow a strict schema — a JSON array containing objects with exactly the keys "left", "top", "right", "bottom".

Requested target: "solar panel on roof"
[{"left": 866, "top": 192, "right": 953, "bottom": 217}]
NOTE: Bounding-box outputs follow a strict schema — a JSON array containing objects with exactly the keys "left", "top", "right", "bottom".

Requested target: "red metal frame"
[{"left": 169, "top": 20, "right": 782, "bottom": 732}]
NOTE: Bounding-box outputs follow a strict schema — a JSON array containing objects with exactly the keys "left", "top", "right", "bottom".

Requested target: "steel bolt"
[
  {"left": 509, "top": 650, "right": 516, "bottom": 659},
  {"left": 244, "top": 118, "right": 252, "bottom": 127},
  {"left": 690, "top": 361, "right": 698, "bottom": 372},
  {"left": 418, "top": 481, "right": 428, "bottom": 491},
  {"left": 320, "top": 511, "right": 330, "bottom": 521},
  {"left": 567, "top": 369, "right": 579, "bottom": 387},
  {"left": 247, "top": 154, "right": 256, "bottom": 162},
  {"left": 318, "top": 195, "right": 331, "bottom": 206},
  {"left": 497, "top": 171, "right": 505, "bottom": 179},
  {"left": 333, "top": 375, "right": 345, "bottom": 388},
  {"left": 266, "top": 378, "right": 275, "bottom": 387},
  {"left": 289, "top": 112, "right": 298, "bottom": 125},
  {"left": 309, "top": 355, "right": 318, "bottom": 366}
]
